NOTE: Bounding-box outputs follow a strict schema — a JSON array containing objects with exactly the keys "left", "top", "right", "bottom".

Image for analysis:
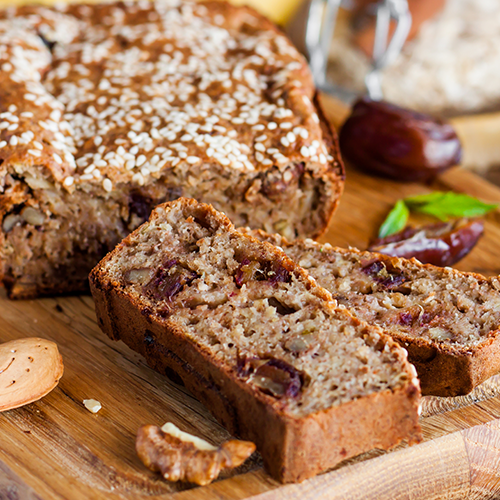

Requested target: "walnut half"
[{"left": 136, "top": 423, "right": 256, "bottom": 486}]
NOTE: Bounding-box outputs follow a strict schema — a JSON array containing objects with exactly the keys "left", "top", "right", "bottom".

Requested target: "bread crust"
[
  {"left": 90, "top": 198, "right": 421, "bottom": 483},
  {"left": 0, "top": 0, "right": 344, "bottom": 299}
]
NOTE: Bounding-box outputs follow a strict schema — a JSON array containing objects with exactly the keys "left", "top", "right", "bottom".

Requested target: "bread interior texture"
[{"left": 99, "top": 200, "right": 413, "bottom": 418}]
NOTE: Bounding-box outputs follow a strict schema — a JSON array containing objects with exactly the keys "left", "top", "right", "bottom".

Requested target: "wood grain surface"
[{"left": 0, "top": 96, "right": 500, "bottom": 500}]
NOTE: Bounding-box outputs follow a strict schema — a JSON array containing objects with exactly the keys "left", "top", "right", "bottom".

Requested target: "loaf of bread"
[
  {"left": 0, "top": 0, "right": 344, "bottom": 299},
  {"left": 89, "top": 198, "right": 421, "bottom": 483},
  {"left": 245, "top": 229, "right": 500, "bottom": 397}
]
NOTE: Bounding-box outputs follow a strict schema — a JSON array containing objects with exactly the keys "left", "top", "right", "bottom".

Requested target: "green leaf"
[
  {"left": 405, "top": 192, "right": 498, "bottom": 221},
  {"left": 378, "top": 200, "right": 409, "bottom": 238}
]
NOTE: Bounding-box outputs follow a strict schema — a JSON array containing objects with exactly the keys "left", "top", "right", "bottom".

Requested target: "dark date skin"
[
  {"left": 369, "top": 218, "right": 484, "bottom": 267},
  {"left": 234, "top": 257, "right": 291, "bottom": 287},
  {"left": 237, "top": 356, "right": 303, "bottom": 398},
  {"left": 339, "top": 98, "right": 462, "bottom": 182}
]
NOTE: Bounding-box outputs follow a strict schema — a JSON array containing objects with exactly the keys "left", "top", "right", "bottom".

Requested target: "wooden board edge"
[{"left": 246, "top": 426, "right": 472, "bottom": 499}]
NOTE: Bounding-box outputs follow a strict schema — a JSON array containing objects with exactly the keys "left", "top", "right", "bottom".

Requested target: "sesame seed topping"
[{"left": 0, "top": 0, "right": 330, "bottom": 195}]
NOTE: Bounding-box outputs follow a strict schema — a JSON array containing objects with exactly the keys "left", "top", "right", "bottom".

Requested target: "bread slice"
[
  {"left": 90, "top": 198, "right": 421, "bottom": 483},
  {"left": 0, "top": 0, "right": 344, "bottom": 299},
  {"left": 244, "top": 229, "right": 500, "bottom": 397}
]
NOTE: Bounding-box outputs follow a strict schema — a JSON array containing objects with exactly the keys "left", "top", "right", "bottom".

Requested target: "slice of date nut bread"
[
  {"left": 90, "top": 198, "right": 421, "bottom": 483},
  {"left": 244, "top": 229, "right": 500, "bottom": 397},
  {"left": 0, "top": 0, "right": 344, "bottom": 299}
]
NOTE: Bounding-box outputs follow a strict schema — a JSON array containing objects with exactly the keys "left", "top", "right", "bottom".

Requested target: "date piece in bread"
[
  {"left": 245, "top": 229, "right": 500, "bottom": 397},
  {"left": 90, "top": 198, "right": 421, "bottom": 483},
  {"left": 0, "top": 0, "right": 344, "bottom": 299}
]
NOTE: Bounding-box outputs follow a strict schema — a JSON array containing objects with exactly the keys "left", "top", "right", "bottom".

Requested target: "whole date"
[{"left": 339, "top": 98, "right": 462, "bottom": 182}]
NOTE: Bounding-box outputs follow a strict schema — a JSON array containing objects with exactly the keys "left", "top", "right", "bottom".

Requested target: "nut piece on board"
[
  {"left": 0, "top": 338, "right": 64, "bottom": 412},
  {"left": 136, "top": 423, "right": 256, "bottom": 486},
  {"left": 83, "top": 399, "right": 102, "bottom": 414}
]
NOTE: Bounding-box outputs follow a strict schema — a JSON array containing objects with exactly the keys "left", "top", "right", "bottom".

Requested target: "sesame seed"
[
  {"left": 300, "top": 146, "right": 310, "bottom": 157},
  {"left": 286, "top": 132, "right": 296, "bottom": 143},
  {"left": 187, "top": 156, "right": 200, "bottom": 164},
  {"left": 255, "top": 152, "right": 264, "bottom": 162},
  {"left": 254, "top": 143, "right": 265, "bottom": 152},
  {"left": 0, "top": 141, "right": 6, "bottom": 148},
  {"left": 94, "top": 136, "right": 103, "bottom": 146},
  {"left": 28, "top": 149, "right": 42, "bottom": 156},
  {"left": 132, "top": 173, "right": 145, "bottom": 185},
  {"left": 319, "top": 154, "right": 327, "bottom": 164},
  {"left": 63, "top": 176, "right": 74, "bottom": 187},
  {"left": 268, "top": 122, "right": 278, "bottom": 130},
  {"left": 7, "top": 124, "right": 18, "bottom": 131},
  {"left": 102, "top": 179, "right": 113, "bottom": 192},
  {"left": 95, "top": 160, "right": 107, "bottom": 168},
  {"left": 9, "top": 136, "right": 18, "bottom": 146},
  {"left": 312, "top": 113, "right": 320, "bottom": 123},
  {"left": 255, "top": 135, "right": 267, "bottom": 142},
  {"left": 33, "top": 141, "right": 44, "bottom": 150},
  {"left": 136, "top": 155, "right": 147, "bottom": 167},
  {"left": 280, "top": 137, "right": 290, "bottom": 147},
  {"left": 280, "top": 122, "right": 292, "bottom": 129}
]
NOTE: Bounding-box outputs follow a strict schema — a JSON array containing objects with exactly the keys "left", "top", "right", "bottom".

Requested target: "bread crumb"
[{"left": 83, "top": 399, "right": 102, "bottom": 413}]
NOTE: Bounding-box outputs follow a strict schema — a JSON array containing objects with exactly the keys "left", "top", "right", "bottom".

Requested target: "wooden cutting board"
[{"left": 2, "top": 96, "right": 500, "bottom": 500}]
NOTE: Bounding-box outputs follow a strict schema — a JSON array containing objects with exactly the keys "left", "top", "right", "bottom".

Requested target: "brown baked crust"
[
  {"left": 90, "top": 198, "right": 421, "bottom": 483},
  {"left": 245, "top": 229, "right": 500, "bottom": 397},
  {"left": 0, "top": 0, "right": 344, "bottom": 299}
]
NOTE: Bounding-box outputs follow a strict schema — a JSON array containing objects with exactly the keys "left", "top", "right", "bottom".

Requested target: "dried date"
[
  {"left": 238, "top": 356, "right": 303, "bottom": 398},
  {"left": 234, "top": 257, "right": 291, "bottom": 287},
  {"left": 369, "top": 218, "right": 484, "bottom": 266},
  {"left": 339, "top": 98, "right": 462, "bottom": 182},
  {"left": 145, "top": 259, "right": 199, "bottom": 301},
  {"left": 361, "top": 260, "right": 407, "bottom": 290}
]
